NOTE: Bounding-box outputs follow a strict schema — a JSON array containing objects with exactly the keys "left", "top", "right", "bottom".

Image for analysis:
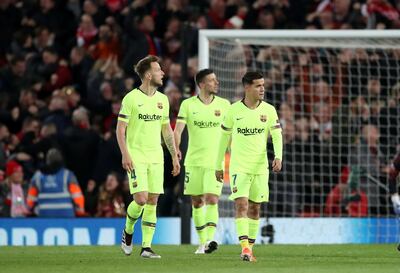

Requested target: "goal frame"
[
  {"left": 194, "top": 29, "right": 400, "bottom": 244},
  {"left": 198, "top": 29, "right": 400, "bottom": 69}
]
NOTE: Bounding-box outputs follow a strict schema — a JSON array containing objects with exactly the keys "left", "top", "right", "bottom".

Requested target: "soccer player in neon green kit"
[
  {"left": 174, "top": 69, "right": 230, "bottom": 254},
  {"left": 215, "top": 71, "right": 283, "bottom": 262},
  {"left": 117, "top": 55, "right": 180, "bottom": 258}
]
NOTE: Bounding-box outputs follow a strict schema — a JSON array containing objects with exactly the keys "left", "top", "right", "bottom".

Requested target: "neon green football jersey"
[
  {"left": 222, "top": 100, "right": 282, "bottom": 175},
  {"left": 118, "top": 88, "right": 169, "bottom": 164},
  {"left": 177, "top": 95, "right": 230, "bottom": 168}
]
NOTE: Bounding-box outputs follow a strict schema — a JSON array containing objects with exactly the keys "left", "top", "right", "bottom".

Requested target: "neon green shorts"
[
  {"left": 128, "top": 163, "right": 164, "bottom": 194},
  {"left": 184, "top": 166, "right": 223, "bottom": 196},
  {"left": 229, "top": 170, "right": 269, "bottom": 203}
]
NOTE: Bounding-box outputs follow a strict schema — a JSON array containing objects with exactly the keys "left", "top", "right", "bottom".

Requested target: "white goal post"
[{"left": 199, "top": 30, "right": 400, "bottom": 67}]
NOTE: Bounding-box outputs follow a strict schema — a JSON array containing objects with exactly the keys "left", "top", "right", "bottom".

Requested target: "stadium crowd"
[{"left": 1, "top": 0, "right": 400, "bottom": 218}]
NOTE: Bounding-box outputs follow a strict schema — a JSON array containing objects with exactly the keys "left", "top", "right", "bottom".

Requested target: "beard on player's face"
[
  {"left": 207, "top": 86, "right": 217, "bottom": 94},
  {"left": 204, "top": 82, "right": 218, "bottom": 94},
  {"left": 150, "top": 78, "right": 163, "bottom": 88}
]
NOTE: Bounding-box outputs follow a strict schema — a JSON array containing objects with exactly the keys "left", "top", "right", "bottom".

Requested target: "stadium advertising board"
[
  {"left": 1, "top": 217, "right": 398, "bottom": 246},
  {"left": 0, "top": 218, "right": 180, "bottom": 246},
  {"left": 191, "top": 218, "right": 400, "bottom": 244}
]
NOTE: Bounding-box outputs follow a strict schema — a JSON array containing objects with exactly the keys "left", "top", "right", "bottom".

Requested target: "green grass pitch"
[{"left": 1, "top": 244, "right": 398, "bottom": 273}]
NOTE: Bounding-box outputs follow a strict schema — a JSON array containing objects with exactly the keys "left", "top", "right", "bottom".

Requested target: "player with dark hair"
[
  {"left": 174, "top": 69, "right": 230, "bottom": 254},
  {"left": 215, "top": 71, "right": 283, "bottom": 261}
]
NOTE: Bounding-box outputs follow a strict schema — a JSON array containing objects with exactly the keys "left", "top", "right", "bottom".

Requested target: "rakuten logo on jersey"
[
  {"left": 193, "top": 120, "right": 220, "bottom": 128},
  {"left": 138, "top": 113, "right": 162, "bottom": 121},
  {"left": 237, "top": 127, "right": 265, "bottom": 136}
]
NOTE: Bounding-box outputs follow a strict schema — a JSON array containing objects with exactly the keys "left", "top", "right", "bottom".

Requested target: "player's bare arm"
[
  {"left": 162, "top": 123, "right": 181, "bottom": 176},
  {"left": 116, "top": 119, "right": 134, "bottom": 172},
  {"left": 173, "top": 122, "right": 186, "bottom": 161}
]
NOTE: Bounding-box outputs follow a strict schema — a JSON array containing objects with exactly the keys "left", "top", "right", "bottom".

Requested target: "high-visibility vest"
[{"left": 28, "top": 168, "right": 84, "bottom": 217}]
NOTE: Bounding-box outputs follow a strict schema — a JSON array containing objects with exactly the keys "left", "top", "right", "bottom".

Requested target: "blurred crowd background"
[{"left": 1, "top": 0, "right": 400, "bottom": 218}]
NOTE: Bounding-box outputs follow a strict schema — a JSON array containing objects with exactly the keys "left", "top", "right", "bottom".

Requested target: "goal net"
[{"left": 199, "top": 30, "right": 400, "bottom": 243}]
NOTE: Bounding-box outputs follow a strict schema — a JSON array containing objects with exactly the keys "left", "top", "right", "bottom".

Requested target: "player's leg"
[
  {"left": 235, "top": 197, "right": 252, "bottom": 261},
  {"left": 140, "top": 193, "right": 161, "bottom": 258},
  {"left": 203, "top": 168, "right": 224, "bottom": 253},
  {"left": 204, "top": 193, "right": 218, "bottom": 253},
  {"left": 184, "top": 167, "right": 207, "bottom": 253},
  {"left": 230, "top": 172, "right": 252, "bottom": 261},
  {"left": 140, "top": 163, "right": 164, "bottom": 258},
  {"left": 247, "top": 173, "right": 269, "bottom": 261},
  {"left": 192, "top": 195, "right": 206, "bottom": 253},
  {"left": 247, "top": 201, "right": 261, "bottom": 262},
  {"left": 122, "top": 165, "right": 148, "bottom": 255}
]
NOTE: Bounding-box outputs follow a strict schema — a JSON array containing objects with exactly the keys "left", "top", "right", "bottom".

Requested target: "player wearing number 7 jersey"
[
  {"left": 215, "top": 71, "right": 283, "bottom": 262},
  {"left": 116, "top": 55, "right": 180, "bottom": 259}
]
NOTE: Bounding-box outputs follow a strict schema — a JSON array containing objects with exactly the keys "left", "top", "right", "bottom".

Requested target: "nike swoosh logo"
[
  {"left": 138, "top": 104, "right": 144, "bottom": 107},
  {"left": 236, "top": 117, "right": 244, "bottom": 120},
  {"left": 192, "top": 112, "right": 198, "bottom": 115}
]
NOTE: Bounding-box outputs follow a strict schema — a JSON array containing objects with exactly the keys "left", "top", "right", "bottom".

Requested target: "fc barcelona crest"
[
  {"left": 260, "top": 115, "right": 267, "bottom": 122},
  {"left": 157, "top": 102, "right": 163, "bottom": 109},
  {"left": 132, "top": 182, "right": 138, "bottom": 188},
  {"left": 232, "top": 187, "right": 238, "bottom": 193},
  {"left": 215, "top": 110, "right": 221, "bottom": 117}
]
